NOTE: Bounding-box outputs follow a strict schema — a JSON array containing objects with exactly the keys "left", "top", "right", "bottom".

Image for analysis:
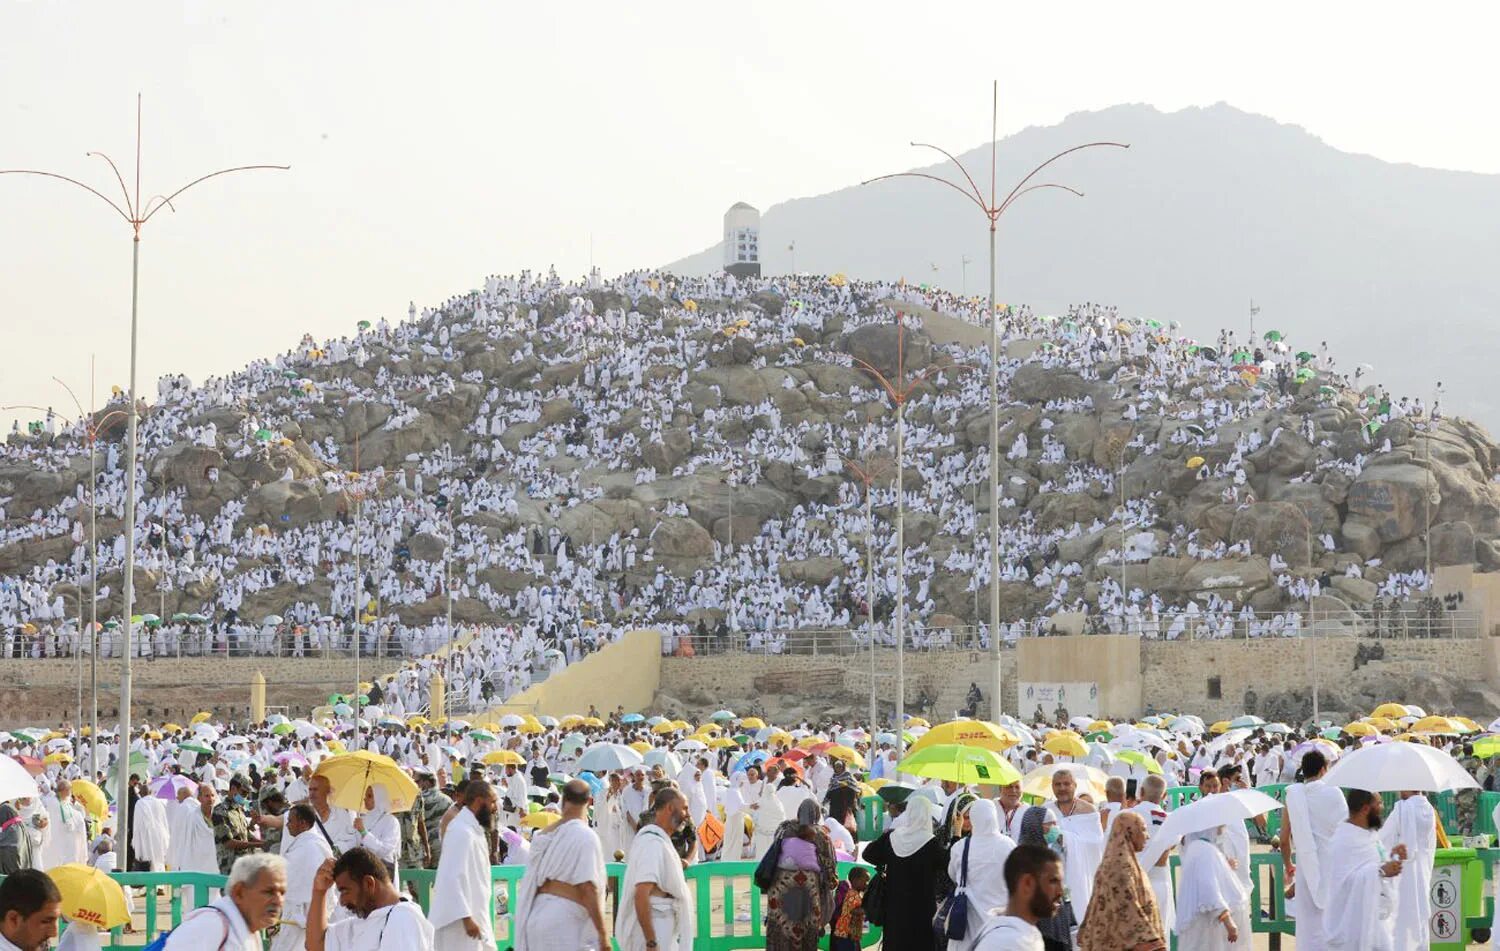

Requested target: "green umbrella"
[
  {"left": 180, "top": 743, "right": 214, "bottom": 756},
  {"left": 271, "top": 722, "right": 296, "bottom": 736},
  {"left": 357, "top": 320, "right": 371, "bottom": 331},
  {"left": 328, "top": 694, "right": 346, "bottom": 705},
  {"left": 1084, "top": 730, "right": 1115, "bottom": 743},
  {"left": 1263, "top": 330, "right": 1284, "bottom": 342},
  {"left": 254, "top": 428, "right": 273, "bottom": 441},
  {"left": 1116, "top": 749, "right": 1162, "bottom": 774},
  {"left": 282, "top": 369, "right": 299, "bottom": 379},
  {"left": 1296, "top": 350, "right": 1315, "bottom": 363},
  {"left": 1146, "top": 319, "right": 1162, "bottom": 329},
  {"left": 1232, "top": 350, "right": 1252, "bottom": 365},
  {"left": 895, "top": 744, "right": 1022, "bottom": 786},
  {"left": 1294, "top": 368, "right": 1315, "bottom": 383},
  {"left": 468, "top": 729, "right": 497, "bottom": 742},
  {"left": 1473, "top": 736, "right": 1500, "bottom": 759}
]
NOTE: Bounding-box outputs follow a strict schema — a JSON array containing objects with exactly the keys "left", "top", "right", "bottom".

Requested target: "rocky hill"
[{"left": 0, "top": 270, "right": 1496, "bottom": 653}]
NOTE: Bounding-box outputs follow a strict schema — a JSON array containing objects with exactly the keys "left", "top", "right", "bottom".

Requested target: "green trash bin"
[
  {"left": 856, "top": 795, "right": 884, "bottom": 842},
  {"left": 1430, "top": 846, "right": 1483, "bottom": 949}
]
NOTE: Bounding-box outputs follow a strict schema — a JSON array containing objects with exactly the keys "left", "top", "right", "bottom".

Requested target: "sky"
[{"left": 3, "top": 1, "right": 1499, "bottom": 426}]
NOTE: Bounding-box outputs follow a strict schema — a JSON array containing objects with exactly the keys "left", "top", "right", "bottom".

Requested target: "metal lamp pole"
[
  {"left": 846, "top": 314, "right": 966, "bottom": 756},
  {"left": 862, "top": 81, "right": 1127, "bottom": 720},
  {"left": 843, "top": 451, "right": 892, "bottom": 741},
  {"left": 1, "top": 96, "right": 286, "bottom": 852}
]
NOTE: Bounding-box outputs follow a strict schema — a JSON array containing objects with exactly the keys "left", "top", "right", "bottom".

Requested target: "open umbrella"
[
  {"left": 709, "top": 710, "right": 736, "bottom": 722},
  {"left": 1021, "top": 763, "right": 1110, "bottom": 801},
  {"left": 1043, "top": 734, "right": 1088, "bottom": 758},
  {"left": 179, "top": 743, "right": 214, "bottom": 757},
  {"left": 907, "top": 720, "right": 1019, "bottom": 756},
  {"left": 576, "top": 743, "right": 644, "bottom": 774},
  {"left": 642, "top": 750, "right": 682, "bottom": 775},
  {"left": 314, "top": 751, "right": 419, "bottom": 813},
  {"left": 498, "top": 714, "right": 525, "bottom": 729},
  {"left": 1115, "top": 749, "right": 1163, "bottom": 775},
  {"left": 0, "top": 757, "right": 40, "bottom": 803},
  {"left": 482, "top": 750, "right": 525, "bottom": 767},
  {"left": 48, "top": 863, "right": 131, "bottom": 930},
  {"left": 1140, "top": 789, "right": 1282, "bottom": 869},
  {"left": 620, "top": 713, "right": 644, "bottom": 724},
  {"left": 1228, "top": 715, "right": 1265, "bottom": 730},
  {"left": 731, "top": 750, "right": 769, "bottom": 774},
  {"left": 150, "top": 775, "right": 198, "bottom": 800},
  {"left": 1323, "top": 741, "right": 1480, "bottom": 793},
  {"left": 896, "top": 744, "right": 1021, "bottom": 786},
  {"left": 674, "top": 739, "right": 708, "bottom": 753},
  {"left": 69, "top": 780, "right": 109, "bottom": 819}
]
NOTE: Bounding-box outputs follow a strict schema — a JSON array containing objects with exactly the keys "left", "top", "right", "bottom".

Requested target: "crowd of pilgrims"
[
  {"left": 0, "top": 267, "right": 1449, "bottom": 705},
  {"left": 0, "top": 702, "right": 1487, "bottom": 950}
]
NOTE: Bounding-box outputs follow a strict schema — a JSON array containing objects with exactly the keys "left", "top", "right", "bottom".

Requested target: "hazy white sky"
[{"left": 3, "top": 1, "right": 1498, "bottom": 424}]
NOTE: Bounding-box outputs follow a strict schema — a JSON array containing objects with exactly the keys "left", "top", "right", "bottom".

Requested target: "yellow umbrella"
[
  {"left": 907, "top": 720, "right": 1019, "bottom": 756},
  {"left": 1043, "top": 734, "right": 1088, "bottom": 758},
  {"left": 824, "top": 744, "right": 866, "bottom": 768},
  {"left": 560, "top": 715, "right": 585, "bottom": 729},
  {"left": 326, "top": 739, "right": 346, "bottom": 753},
  {"left": 47, "top": 863, "right": 130, "bottom": 930},
  {"left": 521, "top": 811, "right": 561, "bottom": 830},
  {"left": 867, "top": 778, "right": 892, "bottom": 790},
  {"left": 1413, "top": 716, "right": 1466, "bottom": 735},
  {"left": 43, "top": 752, "right": 72, "bottom": 766},
  {"left": 189, "top": 711, "right": 212, "bottom": 725},
  {"left": 1343, "top": 722, "right": 1378, "bottom": 737},
  {"left": 1022, "top": 764, "right": 1111, "bottom": 801},
  {"left": 905, "top": 717, "right": 930, "bottom": 728},
  {"left": 1186, "top": 456, "right": 1206, "bottom": 469},
  {"left": 357, "top": 682, "right": 373, "bottom": 692},
  {"left": 739, "top": 717, "right": 766, "bottom": 729},
  {"left": 1086, "top": 720, "right": 1114, "bottom": 733},
  {"left": 1366, "top": 716, "right": 1398, "bottom": 733},
  {"left": 314, "top": 751, "right": 419, "bottom": 813},
  {"left": 628, "top": 741, "right": 652, "bottom": 753},
  {"left": 517, "top": 722, "right": 545, "bottom": 735},
  {"left": 651, "top": 721, "right": 678, "bottom": 735},
  {"left": 1372, "top": 703, "right": 1409, "bottom": 719},
  {"left": 1455, "top": 716, "right": 1481, "bottom": 733},
  {"left": 1209, "top": 721, "right": 1231, "bottom": 735},
  {"left": 144, "top": 731, "right": 162, "bottom": 740},
  {"left": 582, "top": 717, "right": 606, "bottom": 729},
  {"left": 708, "top": 737, "right": 737, "bottom": 749},
  {"left": 767, "top": 730, "right": 793, "bottom": 747},
  {"left": 696, "top": 723, "right": 723, "bottom": 734},
  {"left": 161, "top": 723, "right": 183, "bottom": 734},
  {"left": 69, "top": 781, "right": 108, "bottom": 820},
  {"left": 520, "top": 715, "right": 544, "bottom": 732},
  {"left": 482, "top": 750, "right": 526, "bottom": 767},
  {"left": 796, "top": 736, "right": 826, "bottom": 750},
  {"left": 1392, "top": 733, "right": 1419, "bottom": 742},
  {"left": 671, "top": 720, "right": 692, "bottom": 731}
]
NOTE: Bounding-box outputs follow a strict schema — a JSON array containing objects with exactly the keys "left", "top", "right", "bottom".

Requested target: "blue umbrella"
[
  {"left": 620, "top": 713, "right": 645, "bottom": 724},
  {"left": 576, "top": 743, "right": 644, "bottom": 773},
  {"left": 876, "top": 732, "right": 897, "bottom": 745},
  {"left": 577, "top": 771, "right": 605, "bottom": 796},
  {"left": 731, "top": 750, "right": 770, "bottom": 774}
]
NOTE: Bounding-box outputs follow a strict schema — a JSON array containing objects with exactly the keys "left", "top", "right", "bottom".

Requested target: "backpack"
[{"left": 141, "top": 905, "right": 231, "bottom": 951}]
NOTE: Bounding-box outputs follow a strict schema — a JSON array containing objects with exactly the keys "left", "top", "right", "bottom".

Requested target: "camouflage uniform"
[
  {"left": 212, "top": 799, "right": 256, "bottom": 875},
  {"left": 419, "top": 787, "right": 452, "bottom": 867}
]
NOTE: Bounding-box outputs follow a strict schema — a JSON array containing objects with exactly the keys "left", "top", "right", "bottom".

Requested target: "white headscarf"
[{"left": 891, "top": 793, "right": 936, "bottom": 858}]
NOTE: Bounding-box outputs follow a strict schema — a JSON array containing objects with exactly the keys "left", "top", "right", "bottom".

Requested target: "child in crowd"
[{"left": 829, "top": 866, "right": 869, "bottom": 951}]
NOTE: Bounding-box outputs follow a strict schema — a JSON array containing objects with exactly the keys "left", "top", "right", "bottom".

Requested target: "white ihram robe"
[
  {"left": 616, "top": 824, "right": 695, "bottom": 951},
  {"left": 132, "top": 795, "right": 171, "bottom": 871},
  {"left": 270, "top": 828, "right": 335, "bottom": 951},
  {"left": 514, "top": 817, "right": 606, "bottom": 951},
  {"left": 1380, "top": 795, "right": 1437, "bottom": 951},
  {"left": 429, "top": 808, "right": 492, "bottom": 951},
  {"left": 1323, "top": 821, "right": 1397, "bottom": 950},
  {"left": 1284, "top": 779, "right": 1346, "bottom": 950}
]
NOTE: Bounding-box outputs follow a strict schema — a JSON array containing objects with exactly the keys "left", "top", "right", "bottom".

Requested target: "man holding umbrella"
[{"left": 1323, "top": 789, "right": 1405, "bottom": 949}]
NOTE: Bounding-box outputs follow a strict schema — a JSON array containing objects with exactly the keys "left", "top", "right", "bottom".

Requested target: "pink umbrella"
[
  {"left": 150, "top": 774, "right": 198, "bottom": 800},
  {"left": 274, "top": 751, "right": 310, "bottom": 768}
]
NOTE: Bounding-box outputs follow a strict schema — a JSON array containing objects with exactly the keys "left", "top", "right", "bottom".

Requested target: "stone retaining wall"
[{"left": 0, "top": 656, "right": 405, "bottom": 728}]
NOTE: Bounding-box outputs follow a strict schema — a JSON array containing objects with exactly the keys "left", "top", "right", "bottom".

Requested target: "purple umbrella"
[{"left": 150, "top": 774, "right": 198, "bottom": 800}]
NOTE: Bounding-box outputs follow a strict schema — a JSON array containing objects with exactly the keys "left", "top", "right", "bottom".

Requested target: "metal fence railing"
[{"left": 665, "top": 605, "right": 1487, "bottom": 657}]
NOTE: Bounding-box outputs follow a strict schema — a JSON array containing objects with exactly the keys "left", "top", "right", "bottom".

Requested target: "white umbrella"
[
  {"left": 576, "top": 743, "right": 644, "bottom": 774},
  {"left": 1262, "top": 722, "right": 1292, "bottom": 735},
  {"left": 1206, "top": 728, "right": 1252, "bottom": 754},
  {"left": 674, "top": 739, "right": 708, "bottom": 753},
  {"left": 1114, "top": 731, "right": 1174, "bottom": 754},
  {"left": 1323, "top": 742, "right": 1480, "bottom": 793},
  {"left": 642, "top": 750, "right": 682, "bottom": 775},
  {"left": 0, "top": 757, "right": 40, "bottom": 804},
  {"left": 498, "top": 714, "right": 526, "bottom": 729},
  {"left": 1140, "top": 788, "right": 1283, "bottom": 869}
]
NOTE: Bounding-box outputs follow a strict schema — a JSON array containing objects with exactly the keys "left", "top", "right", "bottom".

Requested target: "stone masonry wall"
[{"left": 0, "top": 656, "right": 405, "bottom": 728}]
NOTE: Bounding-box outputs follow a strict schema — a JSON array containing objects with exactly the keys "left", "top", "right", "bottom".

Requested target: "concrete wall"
[
  {"left": 1436, "top": 563, "right": 1500, "bottom": 636},
  {"left": 658, "top": 635, "right": 1494, "bottom": 723},
  {"left": 493, "top": 630, "right": 660, "bottom": 717},
  {"left": 0, "top": 656, "right": 405, "bottom": 728},
  {"left": 1017, "top": 635, "right": 1142, "bottom": 718}
]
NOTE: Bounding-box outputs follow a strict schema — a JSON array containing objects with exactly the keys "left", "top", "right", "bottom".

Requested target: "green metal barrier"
[
  {"left": 1255, "top": 783, "right": 1288, "bottom": 840},
  {"left": 1479, "top": 791, "right": 1500, "bottom": 842},
  {"left": 1166, "top": 851, "right": 1291, "bottom": 951},
  {"left": 856, "top": 794, "right": 884, "bottom": 842},
  {"left": 1164, "top": 785, "right": 1200, "bottom": 810},
  {"left": 86, "top": 862, "right": 880, "bottom": 951}
]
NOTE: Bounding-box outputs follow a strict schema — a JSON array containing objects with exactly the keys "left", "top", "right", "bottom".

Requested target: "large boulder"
[
  {"left": 1230, "top": 502, "right": 1312, "bottom": 566},
  {"left": 843, "top": 323, "right": 932, "bottom": 380},
  {"left": 407, "top": 531, "right": 447, "bottom": 562},
  {"left": 1181, "top": 557, "right": 1272, "bottom": 599},
  {"left": 1347, "top": 464, "right": 1441, "bottom": 542},
  {"left": 1011, "top": 363, "right": 1091, "bottom": 404},
  {"left": 779, "top": 557, "right": 845, "bottom": 586},
  {"left": 652, "top": 517, "right": 714, "bottom": 560},
  {"left": 1430, "top": 521, "right": 1477, "bottom": 567}
]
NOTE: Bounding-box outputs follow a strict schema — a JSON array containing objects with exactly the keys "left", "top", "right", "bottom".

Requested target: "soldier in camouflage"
[
  {"left": 212, "top": 775, "right": 261, "bottom": 875},
  {"left": 415, "top": 768, "right": 452, "bottom": 868}
]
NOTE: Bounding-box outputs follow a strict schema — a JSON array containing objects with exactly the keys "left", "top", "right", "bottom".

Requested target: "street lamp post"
[
  {"left": 842, "top": 450, "right": 892, "bottom": 741},
  {"left": 862, "top": 82, "right": 1127, "bottom": 720},
  {"left": 846, "top": 314, "right": 966, "bottom": 756},
  {"left": 1, "top": 96, "right": 287, "bottom": 852}
]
